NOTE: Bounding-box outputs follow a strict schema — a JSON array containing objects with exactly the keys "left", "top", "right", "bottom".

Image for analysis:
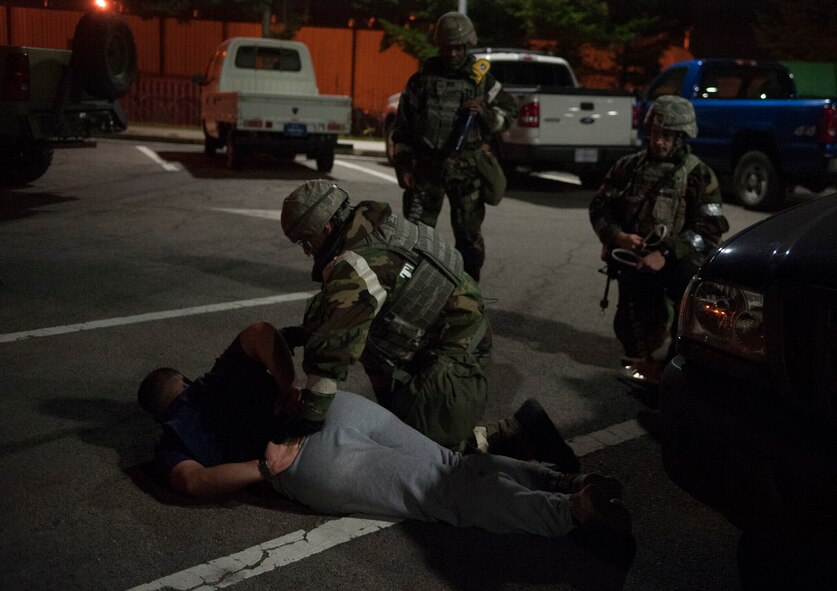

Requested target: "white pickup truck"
[
  {"left": 193, "top": 37, "right": 352, "bottom": 172},
  {"left": 383, "top": 48, "right": 639, "bottom": 187},
  {"left": 481, "top": 49, "right": 639, "bottom": 186}
]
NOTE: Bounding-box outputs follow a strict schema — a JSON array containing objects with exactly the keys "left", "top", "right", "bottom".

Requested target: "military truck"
[{"left": 0, "top": 9, "right": 136, "bottom": 187}]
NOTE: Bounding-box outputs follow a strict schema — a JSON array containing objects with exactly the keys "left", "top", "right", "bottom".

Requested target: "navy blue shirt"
[{"left": 154, "top": 337, "right": 278, "bottom": 479}]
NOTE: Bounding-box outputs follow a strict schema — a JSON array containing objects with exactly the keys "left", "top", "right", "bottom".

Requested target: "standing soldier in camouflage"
[
  {"left": 391, "top": 11, "right": 517, "bottom": 281},
  {"left": 589, "top": 95, "right": 730, "bottom": 385},
  {"left": 277, "top": 180, "right": 580, "bottom": 473}
]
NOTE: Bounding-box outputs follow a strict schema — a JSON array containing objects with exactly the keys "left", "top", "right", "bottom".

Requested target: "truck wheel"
[
  {"left": 71, "top": 11, "right": 137, "bottom": 100},
  {"left": 1, "top": 145, "right": 54, "bottom": 187},
  {"left": 578, "top": 172, "right": 602, "bottom": 189},
  {"left": 203, "top": 122, "right": 220, "bottom": 156},
  {"left": 732, "top": 150, "right": 782, "bottom": 211},
  {"left": 316, "top": 147, "right": 335, "bottom": 173},
  {"left": 226, "top": 128, "right": 242, "bottom": 169}
]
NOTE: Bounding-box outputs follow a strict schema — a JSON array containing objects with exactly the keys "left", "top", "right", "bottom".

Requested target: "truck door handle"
[{"left": 580, "top": 102, "right": 594, "bottom": 110}]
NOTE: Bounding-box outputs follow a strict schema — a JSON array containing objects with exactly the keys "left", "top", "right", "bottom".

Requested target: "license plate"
[
  {"left": 284, "top": 123, "right": 307, "bottom": 137},
  {"left": 575, "top": 148, "right": 598, "bottom": 163}
]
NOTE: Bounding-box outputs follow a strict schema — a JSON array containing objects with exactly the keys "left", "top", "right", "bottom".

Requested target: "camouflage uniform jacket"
[
  {"left": 297, "top": 201, "right": 487, "bottom": 421},
  {"left": 589, "top": 146, "right": 729, "bottom": 263},
  {"left": 392, "top": 55, "right": 517, "bottom": 162}
]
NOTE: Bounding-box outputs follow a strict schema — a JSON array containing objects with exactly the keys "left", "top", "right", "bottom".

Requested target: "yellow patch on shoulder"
[{"left": 471, "top": 59, "right": 491, "bottom": 84}]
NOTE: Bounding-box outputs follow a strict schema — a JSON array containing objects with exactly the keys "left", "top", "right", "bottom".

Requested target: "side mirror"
[{"left": 191, "top": 73, "right": 208, "bottom": 86}]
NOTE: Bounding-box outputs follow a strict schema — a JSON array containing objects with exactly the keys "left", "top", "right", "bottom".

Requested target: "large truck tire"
[
  {"left": 578, "top": 172, "right": 603, "bottom": 189},
  {"left": 226, "top": 127, "right": 243, "bottom": 169},
  {"left": 71, "top": 11, "right": 137, "bottom": 100},
  {"left": 732, "top": 150, "right": 782, "bottom": 211},
  {"left": 316, "top": 146, "right": 335, "bottom": 173},
  {"left": 203, "top": 122, "right": 221, "bottom": 156},
  {"left": 1, "top": 145, "right": 54, "bottom": 187}
]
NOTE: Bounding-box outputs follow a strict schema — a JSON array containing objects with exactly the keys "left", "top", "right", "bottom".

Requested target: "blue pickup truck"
[{"left": 642, "top": 59, "right": 836, "bottom": 210}]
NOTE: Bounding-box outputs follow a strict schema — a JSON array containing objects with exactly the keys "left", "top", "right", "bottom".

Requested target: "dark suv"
[{"left": 660, "top": 192, "right": 837, "bottom": 589}]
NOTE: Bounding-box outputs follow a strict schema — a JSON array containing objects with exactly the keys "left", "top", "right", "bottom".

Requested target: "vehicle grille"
[{"left": 781, "top": 287, "right": 837, "bottom": 419}]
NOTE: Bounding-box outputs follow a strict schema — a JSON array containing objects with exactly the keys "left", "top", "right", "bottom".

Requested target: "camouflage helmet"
[
  {"left": 645, "top": 95, "right": 698, "bottom": 138},
  {"left": 433, "top": 11, "right": 477, "bottom": 48},
  {"left": 281, "top": 180, "right": 350, "bottom": 243}
]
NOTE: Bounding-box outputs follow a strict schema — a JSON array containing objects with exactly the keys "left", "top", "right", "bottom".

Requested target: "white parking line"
[
  {"left": 566, "top": 418, "right": 649, "bottom": 457},
  {"left": 136, "top": 145, "right": 181, "bottom": 171},
  {"left": 210, "top": 207, "right": 282, "bottom": 220},
  {"left": 333, "top": 159, "right": 398, "bottom": 184},
  {"left": 530, "top": 171, "right": 582, "bottom": 185},
  {"left": 0, "top": 293, "right": 315, "bottom": 343},
  {"left": 126, "top": 517, "right": 399, "bottom": 591},
  {"left": 126, "top": 419, "right": 648, "bottom": 591}
]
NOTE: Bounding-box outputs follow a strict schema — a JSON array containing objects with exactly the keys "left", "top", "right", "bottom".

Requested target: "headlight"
[{"left": 679, "top": 278, "right": 765, "bottom": 360}]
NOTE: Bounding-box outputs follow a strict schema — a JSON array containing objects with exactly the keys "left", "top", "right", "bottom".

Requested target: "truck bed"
[{"left": 209, "top": 91, "right": 351, "bottom": 135}]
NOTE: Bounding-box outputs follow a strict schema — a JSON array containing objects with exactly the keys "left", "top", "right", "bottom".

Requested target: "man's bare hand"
[
  {"left": 461, "top": 98, "right": 485, "bottom": 115},
  {"left": 400, "top": 170, "right": 415, "bottom": 189},
  {"left": 637, "top": 250, "right": 666, "bottom": 272},
  {"left": 263, "top": 437, "right": 304, "bottom": 476},
  {"left": 613, "top": 231, "right": 644, "bottom": 250}
]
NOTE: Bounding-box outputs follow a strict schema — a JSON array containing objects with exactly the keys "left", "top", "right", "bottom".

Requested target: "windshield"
[{"left": 487, "top": 61, "right": 574, "bottom": 87}]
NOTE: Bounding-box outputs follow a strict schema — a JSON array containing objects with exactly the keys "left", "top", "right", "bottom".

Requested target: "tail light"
[
  {"left": 2, "top": 51, "right": 31, "bottom": 102},
  {"left": 816, "top": 103, "right": 836, "bottom": 144},
  {"left": 517, "top": 100, "right": 539, "bottom": 127}
]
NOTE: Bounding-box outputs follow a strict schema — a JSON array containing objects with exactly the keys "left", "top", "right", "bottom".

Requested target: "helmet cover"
[
  {"left": 281, "top": 180, "right": 349, "bottom": 243},
  {"left": 645, "top": 94, "right": 698, "bottom": 138}
]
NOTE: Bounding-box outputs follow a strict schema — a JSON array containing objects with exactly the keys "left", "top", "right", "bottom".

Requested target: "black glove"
[
  {"left": 271, "top": 413, "right": 324, "bottom": 444},
  {"left": 279, "top": 325, "right": 307, "bottom": 351}
]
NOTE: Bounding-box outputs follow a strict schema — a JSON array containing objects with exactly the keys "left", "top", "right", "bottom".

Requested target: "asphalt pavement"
[{"left": 119, "top": 124, "right": 388, "bottom": 157}]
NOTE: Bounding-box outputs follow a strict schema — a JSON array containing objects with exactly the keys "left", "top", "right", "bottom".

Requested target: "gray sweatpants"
[{"left": 274, "top": 391, "right": 575, "bottom": 537}]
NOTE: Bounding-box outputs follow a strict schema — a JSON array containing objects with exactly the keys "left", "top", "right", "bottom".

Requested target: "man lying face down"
[{"left": 137, "top": 321, "right": 631, "bottom": 540}]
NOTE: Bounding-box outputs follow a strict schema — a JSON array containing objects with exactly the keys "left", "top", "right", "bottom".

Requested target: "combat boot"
[
  {"left": 484, "top": 398, "right": 581, "bottom": 473},
  {"left": 620, "top": 356, "right": 664, "bottom": 386}
]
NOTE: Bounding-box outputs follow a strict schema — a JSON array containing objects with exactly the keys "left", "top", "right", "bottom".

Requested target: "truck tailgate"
[
  {"left": 505, "top": 87, "right": 635, "bottom": 147},
  {"left": 213, "top": 91, "right": 351, "bottom": 134}
]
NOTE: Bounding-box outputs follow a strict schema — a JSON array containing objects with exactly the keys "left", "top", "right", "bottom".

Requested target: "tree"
[
  {"left": 354, "top": 0, "right": 684, "bottom": 88},
  {"left": 753, "top": 0, "right": 837, "bottom": 61},
  {"left": 120, "top": 1, "right": 306, "bottom": 38}
]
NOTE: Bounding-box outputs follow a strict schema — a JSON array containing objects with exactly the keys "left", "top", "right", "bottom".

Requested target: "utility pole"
[{"left": 458, "top": 0, "right": 467, "bottom": 15}]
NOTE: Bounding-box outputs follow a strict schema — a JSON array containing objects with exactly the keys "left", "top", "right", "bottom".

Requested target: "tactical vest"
[
  {"left": 627, "top": 153, "right": 701, "bottom": 238},
  {"left": 357, "top": 214, "right": 464, "bottom": 372},
  {"left": 417, "top": 74, "right": 480, "bottom": 152}
]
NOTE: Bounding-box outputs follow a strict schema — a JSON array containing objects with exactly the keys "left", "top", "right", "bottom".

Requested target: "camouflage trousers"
[
  {"left": 613, "top": 255, "right": 700, "bottom": 360},
  {"left": 403, "top": 151, "right": 486, "bottom": 280},
  {"left": 366, "top": 328, "right": 492, "bottom": 449}
]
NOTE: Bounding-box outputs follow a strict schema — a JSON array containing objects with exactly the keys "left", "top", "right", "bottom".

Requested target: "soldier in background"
[
  {"left": 277, "top": 180, "right": 580, "bottom": 473},
  {"left": 589, "top": 95, "right": 729, "bottom": 385},
  {"left": 391, "top": 11, "right": 517, "bottom": 281}
]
